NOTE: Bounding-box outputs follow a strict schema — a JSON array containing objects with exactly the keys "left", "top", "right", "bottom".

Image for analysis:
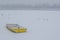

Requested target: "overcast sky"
[{"left": 0, "top": 0, "right": 60, "bottom": 5}]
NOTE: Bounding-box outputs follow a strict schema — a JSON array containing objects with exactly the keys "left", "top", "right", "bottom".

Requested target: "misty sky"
[{"left": 0, "top": 0, "right": 60, "bottom": 5}]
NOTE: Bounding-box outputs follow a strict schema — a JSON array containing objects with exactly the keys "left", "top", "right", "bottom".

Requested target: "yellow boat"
[{"left": 6, "top": 24, "right": 27, "bottom": 33}]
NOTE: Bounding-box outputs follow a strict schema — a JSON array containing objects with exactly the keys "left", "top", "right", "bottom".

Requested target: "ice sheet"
[{"left": 0, "top": 10, "right": 60, "bottom": 40}]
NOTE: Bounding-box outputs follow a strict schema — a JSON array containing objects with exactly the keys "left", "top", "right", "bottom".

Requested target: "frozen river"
[{"left": 0, "top": 10, "right": 60, "bottom": 40}]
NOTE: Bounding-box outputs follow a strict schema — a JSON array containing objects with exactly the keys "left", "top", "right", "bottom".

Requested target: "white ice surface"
[{"left": 0, "top": 10, "right": 60, "bottom": 40}]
